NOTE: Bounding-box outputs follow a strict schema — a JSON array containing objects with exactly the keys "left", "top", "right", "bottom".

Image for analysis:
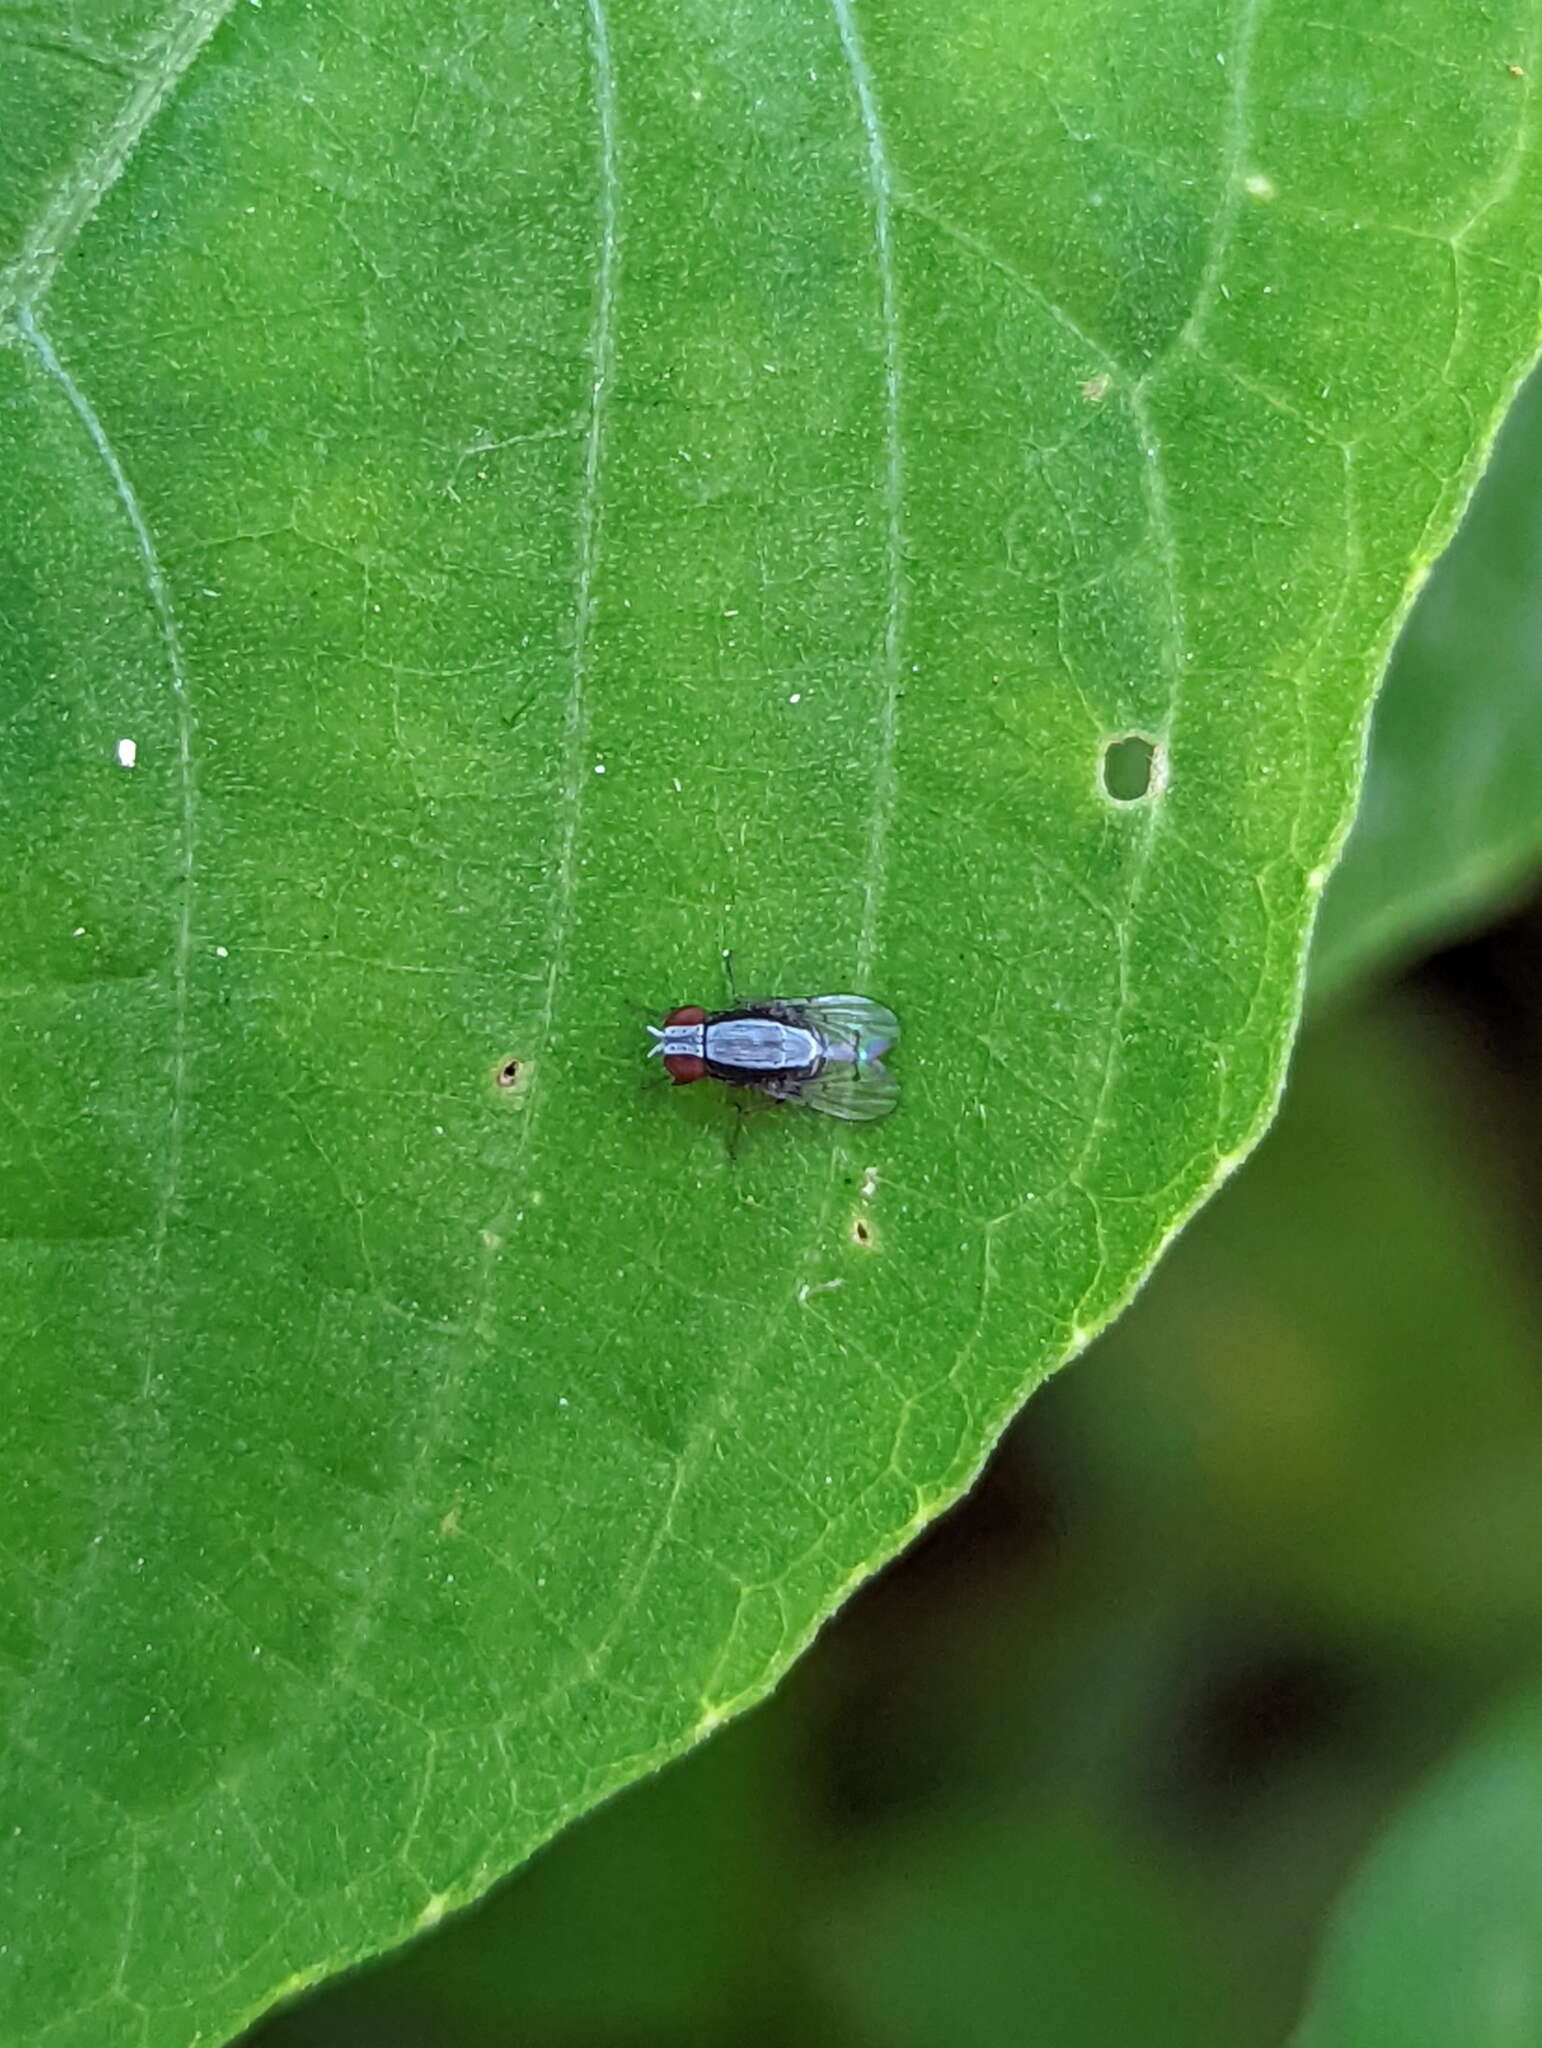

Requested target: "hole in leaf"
[
  {"left": 1102, "top": 733, "right": 1161, "bottom": 803},
  {"left": 852, "top": 1216, "right": 875, "bottom": 1249},
  {"left": 494, "top": 1056, "right": 524, "bottom": 1089}
]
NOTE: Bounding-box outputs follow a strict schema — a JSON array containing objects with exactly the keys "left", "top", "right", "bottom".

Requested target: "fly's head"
[{"left": 651, "top": 1005, "right": 707, "bottom": 1085}]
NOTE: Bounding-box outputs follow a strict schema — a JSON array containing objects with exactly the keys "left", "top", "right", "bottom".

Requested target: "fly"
[{"left": 647, "top": 993, "right": 900, "bottom": 1122}]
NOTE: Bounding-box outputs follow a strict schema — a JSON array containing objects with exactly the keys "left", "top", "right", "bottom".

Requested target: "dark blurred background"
[{"left": 246, "top": 373, "right": 1542, "bottom": 2048}]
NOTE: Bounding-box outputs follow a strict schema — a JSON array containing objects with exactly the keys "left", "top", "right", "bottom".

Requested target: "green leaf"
[
  {"left": 3, "top": 2, "right": 1541, "bottom": 2041},
  {"left": 1293, "top": 1682, "right": 1542, "bottom": 2048},
  {"left": 1314, "top": 361, "right": 1542, "bottom": 994},
  {"left": 259, "top": 984, "right": 1542, "bottom": 2048},
  {"left": 265, "top": 1706, "right": 801, "bottom": 2044}
]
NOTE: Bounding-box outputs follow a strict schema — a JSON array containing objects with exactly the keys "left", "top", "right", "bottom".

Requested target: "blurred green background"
[{"left": 246, "top": 368, "right": 1542, "bottom": 2048}]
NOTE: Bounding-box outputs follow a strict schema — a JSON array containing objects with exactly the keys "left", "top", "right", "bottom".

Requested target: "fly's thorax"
[
  {"left": 704, "top": 1015, "right": 823, "bottom": 1074},
  {"left": 655, "top": 1020, "right": 707, "bottom": 1059}
]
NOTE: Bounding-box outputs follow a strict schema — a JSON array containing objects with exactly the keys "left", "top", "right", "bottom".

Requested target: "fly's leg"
[
  {"left": 721, "top": 948, "right": 740, "bottom": 1002},
  {"left": 725, "top": 1087, "right": 784, "bottom": 1163},
  {"left": 727, "top": 1101, "right": 748, "bottom": 1166}
]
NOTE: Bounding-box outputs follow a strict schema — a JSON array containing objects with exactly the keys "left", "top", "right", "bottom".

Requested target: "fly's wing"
[
  {"left": 798, "top": 1053, "right": 900, "bottom": 1122},
  {"left": 799, "top": 996, "right": 900, "bottom": 1120},
  {"left": 802, "top": 994, "right": 899, "bottom": 1060}
]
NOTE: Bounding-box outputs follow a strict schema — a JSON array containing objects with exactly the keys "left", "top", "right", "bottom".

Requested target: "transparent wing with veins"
[{"left": 800, "top": 994, "right": 900, "bottom": 1121}]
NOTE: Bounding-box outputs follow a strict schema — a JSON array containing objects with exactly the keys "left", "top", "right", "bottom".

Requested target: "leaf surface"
[
  {"left": 1294, "top": 1683, "right": 1542, "bottom": 2048},
  {"left": 3, "top": 1, "right": 1541, "bottom": 2040}
]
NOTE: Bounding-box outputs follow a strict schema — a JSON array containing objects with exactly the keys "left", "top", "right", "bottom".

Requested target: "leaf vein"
[
  {"left": 0, "top": 0, "right": 240, "bottom": 323},
  {"left": 1147, "top": 0, "right": 1266, "bottom": 378},
  {"left": 15, "top": 307, "right": 196, "bottom": 1283},
  {"left": 834, "top": 0, "right": 907, "bottom": 977},
  {"left": 278, "top": 0, "right": 623, "bottom": 1736},
  {"left": 1453, "top": 3, "right": 1538, "bottom": 246},
  {"left": 580, "top": 0, "right": 913, "bottom": 1702},
  {"left": 894, "top": 192, "right": 1128, "bottom": 379},
  {"left": 1063, "top": 0, "right": 1269, "bottom": 1276}
]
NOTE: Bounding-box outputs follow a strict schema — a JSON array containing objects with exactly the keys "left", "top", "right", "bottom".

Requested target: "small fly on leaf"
[{"left": 647, "top": 994, "right": 900, "bottom": 1122}]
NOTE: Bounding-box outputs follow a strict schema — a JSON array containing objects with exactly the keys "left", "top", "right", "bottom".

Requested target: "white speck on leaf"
[
  {"left": 798, "top": 1278, "right": 845, "bottom": 1303},
  {"left": 115, "top": 737, "right": 137, "bottom": 767}
]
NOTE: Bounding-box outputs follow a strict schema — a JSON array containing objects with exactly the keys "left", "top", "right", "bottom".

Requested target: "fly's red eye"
[
  {"left": 663, "top": 1054, "right": 706, "bottom": 1084},
  {"left": 664, "top": 1005, "right": 706, "bottom": 1027}
]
